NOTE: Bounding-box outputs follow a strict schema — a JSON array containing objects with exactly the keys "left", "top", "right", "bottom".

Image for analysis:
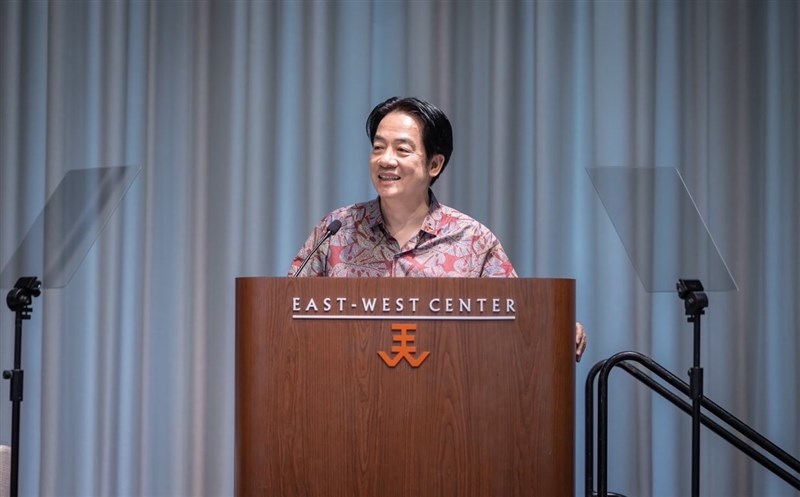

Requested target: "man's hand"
[{"left": 575, "top": 322, "right": 587, "bottom": 362}]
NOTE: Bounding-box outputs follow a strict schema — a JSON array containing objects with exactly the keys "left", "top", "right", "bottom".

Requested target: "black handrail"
[{"left": 585, "top": 350, "right": 800, "bottom": 497}]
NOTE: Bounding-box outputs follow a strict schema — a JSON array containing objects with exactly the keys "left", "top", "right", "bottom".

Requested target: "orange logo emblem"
[{"left": 378, "top": 323, "right": 430, "bottom": 367}]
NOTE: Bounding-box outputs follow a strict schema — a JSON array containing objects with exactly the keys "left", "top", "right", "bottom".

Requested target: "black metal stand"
[
  {"left": 677, "top": 279, "right": 708, "bottom": 497},
  {"left": 2, "top": 276, "right": 41, "bottom": 497}
]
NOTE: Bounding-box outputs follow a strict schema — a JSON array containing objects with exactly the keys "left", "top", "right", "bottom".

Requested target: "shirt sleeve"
[{"left": 479, "top": 240, "right": 518, "bottom": 278}]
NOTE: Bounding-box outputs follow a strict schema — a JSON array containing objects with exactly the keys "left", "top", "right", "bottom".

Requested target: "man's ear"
[{"left": 428, "top": 154, "right": 445, "bottom": 178}]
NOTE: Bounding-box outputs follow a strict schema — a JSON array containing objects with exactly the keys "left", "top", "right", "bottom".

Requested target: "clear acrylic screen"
[
  {"left": 587, "top": 167, "right": 736, "bottom": 292},
  {"left": 0, "top": 166, "right": 141, "bottom": 289}
]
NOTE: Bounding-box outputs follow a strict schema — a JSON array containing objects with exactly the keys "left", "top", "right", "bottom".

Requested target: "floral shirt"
[{"left": 289, "top": 191, "right": 517, "bottom": 277}]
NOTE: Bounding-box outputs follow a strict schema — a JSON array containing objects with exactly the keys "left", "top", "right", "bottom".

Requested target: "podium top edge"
[{"left": 235, "top": 276, "right": 577, "bottom": 283}]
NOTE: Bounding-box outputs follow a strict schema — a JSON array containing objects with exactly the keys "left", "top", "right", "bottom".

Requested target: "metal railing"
[{"left": 584, "top": 350, "right": 800, "bottom": 497}]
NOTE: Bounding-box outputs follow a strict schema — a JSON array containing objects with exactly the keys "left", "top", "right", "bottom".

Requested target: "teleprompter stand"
[
  {"left": 0, "top": 166, "right": 141, "bottom": 496},
  {"left": 677, "top": 279, "right": 708, "bottom": 497},
  {"left": 2, "top": 277, "right": 41, "bottom": 497},
  {"left": 583, "top": 167, "right": 800, "bottom": 497}
]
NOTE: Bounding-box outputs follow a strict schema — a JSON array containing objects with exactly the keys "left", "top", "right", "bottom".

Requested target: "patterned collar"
[{"left": 364, "top": 190, "right": 443, "bottom": 237}]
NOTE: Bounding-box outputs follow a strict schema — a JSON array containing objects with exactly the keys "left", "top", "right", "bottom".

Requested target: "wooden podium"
[{"left": 235, "top": 277, "right": 575, "bottom": 497}]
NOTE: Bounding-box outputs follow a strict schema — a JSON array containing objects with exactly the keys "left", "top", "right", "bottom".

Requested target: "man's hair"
[{"left": 365, "top": 97, "right": 453, "bottom": 185}]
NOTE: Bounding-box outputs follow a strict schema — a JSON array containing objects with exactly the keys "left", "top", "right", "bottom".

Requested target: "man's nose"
[{"left": 378, "top": 150, "right": 398, "bottom": 166}]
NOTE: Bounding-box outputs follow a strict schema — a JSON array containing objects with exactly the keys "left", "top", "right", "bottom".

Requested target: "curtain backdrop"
[{"left": 1, "top": 1, "right": 797, "bottom": 496}]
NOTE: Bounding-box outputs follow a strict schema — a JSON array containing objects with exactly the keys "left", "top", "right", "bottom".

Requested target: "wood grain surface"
[{"left": 235, "top": 277, "right": 575, "bottom": 497}]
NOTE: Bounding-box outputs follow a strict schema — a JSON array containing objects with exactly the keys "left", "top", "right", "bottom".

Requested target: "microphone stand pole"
[{"left": 3, "top": 276, "right": 41, "bottom": 497}]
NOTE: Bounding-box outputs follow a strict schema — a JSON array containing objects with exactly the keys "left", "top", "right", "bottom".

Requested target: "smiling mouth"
[{"left": 378, "top": 174, "right": 401, "bottom": 181}]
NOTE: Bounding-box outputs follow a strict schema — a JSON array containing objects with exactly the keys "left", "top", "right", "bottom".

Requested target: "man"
[{"left": 289, "top": 96, "right": 587, "bottom": 360}]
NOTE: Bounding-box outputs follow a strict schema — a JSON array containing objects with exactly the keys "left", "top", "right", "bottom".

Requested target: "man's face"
[{"left": 370, "top": 111, "right": 443, "bottom": 204}]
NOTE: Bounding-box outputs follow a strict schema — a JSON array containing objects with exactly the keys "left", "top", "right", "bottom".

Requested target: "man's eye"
[{"left": 398, "top": 148, "right": 412, "bottom": 155}]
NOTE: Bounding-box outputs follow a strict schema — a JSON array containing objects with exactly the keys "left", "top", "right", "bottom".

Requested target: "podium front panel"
[{"left": 235, "top": 277, "right": 575, "bottom": 497}]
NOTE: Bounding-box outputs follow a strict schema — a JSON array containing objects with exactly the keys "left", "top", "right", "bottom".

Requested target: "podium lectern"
[{"left": 235, "top": 277, "right": 575, "bottom": 497}]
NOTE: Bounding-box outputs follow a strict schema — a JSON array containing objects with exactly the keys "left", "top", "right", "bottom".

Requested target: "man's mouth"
[{"left": 378, "top": 174, "right": 401, "bottom": 181}]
